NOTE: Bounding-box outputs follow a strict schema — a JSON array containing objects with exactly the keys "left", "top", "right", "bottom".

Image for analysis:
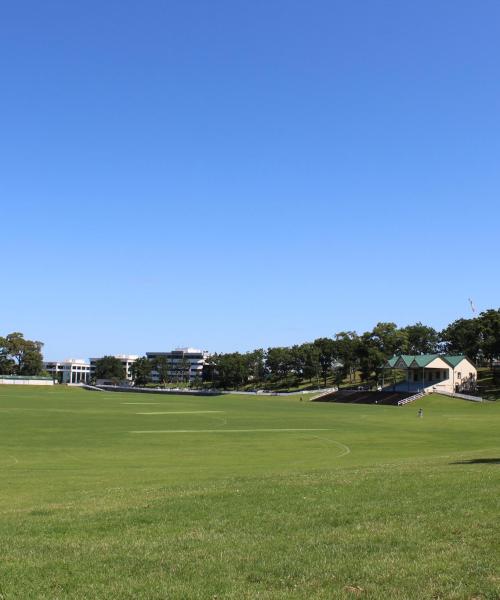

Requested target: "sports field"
[{"left": 0, "top": 386, "right": 499, "bottom": 599}]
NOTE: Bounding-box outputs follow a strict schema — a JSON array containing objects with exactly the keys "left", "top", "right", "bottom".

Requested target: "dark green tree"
[
  {"left": 94, "top": 356, "right": 125, "bottom": 381},
  {"left": 333, "top": 331, "right": 359, "bottom": 383},
  {"left": 289, "top": 345, "right": 306, "bottom": 382},
  {"left": 154, "top": 356, "right": 171, "bottom": 386},
  {"left": 402, "top": 322, "right": 439, "bottom": 354},
  {"left": 211, "top": 352, "right": 250, "bottom": 389},
  {"left": 477, "top": 309, "right": 500, "bottom": 365},
  {"left": 0, "top": 353, "right": 15, "bottom": 375},
  {"left": 313, "top": 338, "right": 337, "bottom": 387},
  {"left": 130, "top": 356, "right": 153, "bottom": 386},
  {"left": 0, "top": 332, "right": 44, "bottom": 375},
  {"left": 180, "top": 356, "right": 190, "bottom": 383},
  {"left": 246, "top": 349, "right": 266, "bottom": 382},
  {"left": 302, "top": 343, "right": 321, "bottom": 384},
  {"left": 440, "top": 318, "right": 481, "bottom": 360},
  {"left": 265, "top": 347, "right": 293, "bottom": 381},
  {"left": 368, "top": 322, "right": 408, "bottom": 358},
  {"left": 356, "top": 337, "right": 385, "bottom": 383}
]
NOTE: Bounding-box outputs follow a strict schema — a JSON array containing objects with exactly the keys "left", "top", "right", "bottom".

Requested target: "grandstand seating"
[{"left": 313, "top": 390, "right": 413, "bottom": 405}]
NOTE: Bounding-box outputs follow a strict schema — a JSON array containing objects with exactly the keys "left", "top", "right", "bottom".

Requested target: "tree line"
[
  {"left": 202, "top": 309, "right": 500, "bottom": 389},
  {"left": 1, "top": 309, "right": 498, "bottom": 387},
  {"left": 94, "top": 355, "right": 194, "bottom": 387}
]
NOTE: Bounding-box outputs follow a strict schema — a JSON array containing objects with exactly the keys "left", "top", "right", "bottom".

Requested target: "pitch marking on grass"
[
  {"left": 122, "top": 402, "right": 162, "bottom": 405},
  {"left": 135, "top": 410, "right": 226, "bottom": 415},
  {"left": 311, "top": 435, "right": 351, "bottom": 457},
  {"left": 130, "top": 428, "right": 334, "bottom": 434},
  {"left": 0, "top": 455, "right": 19, "bottom": 468}
]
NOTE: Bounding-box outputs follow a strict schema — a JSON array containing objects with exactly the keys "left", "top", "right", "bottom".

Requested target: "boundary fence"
[{"left": 433, "top": 390, "right": 483, "bottom": 402}]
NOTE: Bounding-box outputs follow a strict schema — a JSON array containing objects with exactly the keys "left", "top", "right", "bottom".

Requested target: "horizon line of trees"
[
  {"left": 202, "top": 309, "right": 500, "bottom": 389},
  {"left": 1, "top": 309, "right": 498, "bottom": 387}
]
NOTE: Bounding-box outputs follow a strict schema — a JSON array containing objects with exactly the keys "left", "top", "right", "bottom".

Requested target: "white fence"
[
  {"left": 397, "top": 392, "right": 425, "bottom": 406},
  {"left": 434, "top": 390, "right": 483, "bottom": 402},
  {"left": 310, "top": 387, "right": 339, "bottom": 401},
  {"left": 0, "top": 376, "right": 54, "bottom": 386}
]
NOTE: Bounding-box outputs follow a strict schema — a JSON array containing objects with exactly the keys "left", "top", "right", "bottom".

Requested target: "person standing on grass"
[{"left": 418, "top": 408, "right": 423, "bottom": 418}]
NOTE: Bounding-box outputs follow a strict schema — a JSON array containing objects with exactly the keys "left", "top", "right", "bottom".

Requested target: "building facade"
[
  {"left": 384, "top": 354, "right": 477, "bottom": 394},
  {"left": 44, "top": 359, "right": 92, "bottom": 384},
  {"left": 146, "top": 348, "right": 209, "bottom": 383}
]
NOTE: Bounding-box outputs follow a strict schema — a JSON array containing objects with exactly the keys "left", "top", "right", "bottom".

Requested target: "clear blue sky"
[{"left": 1, "top": 1, "right": 499, "bottom": 360}]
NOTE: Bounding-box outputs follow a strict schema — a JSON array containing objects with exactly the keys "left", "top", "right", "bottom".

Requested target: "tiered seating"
[{"left": 314, "top": 390, "right": 413, "bottom": 405}]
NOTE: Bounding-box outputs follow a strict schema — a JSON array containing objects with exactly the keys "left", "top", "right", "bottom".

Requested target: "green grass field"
[{"left": 0, "top": 386, "right": 499, "bottom": 599}]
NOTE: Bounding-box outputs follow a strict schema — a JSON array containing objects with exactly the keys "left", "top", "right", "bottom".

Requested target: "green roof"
[
  {"left": 442, "top": 355, "right": 467, "bottom": 367},
  {"left": 386, "top": 356, "right": 398, "bottom": 368},
  {"left": 412, "top": 354, "right": 440, "bottom": 367},
  {"left": 387, "top": 354, "right": 431, "bottom": 368},
  {"left": 399, "top": 355, "right": 415, "bottom": 367},
  {"left": 384, "top": 354, "right": 469, "bottom": 368}
]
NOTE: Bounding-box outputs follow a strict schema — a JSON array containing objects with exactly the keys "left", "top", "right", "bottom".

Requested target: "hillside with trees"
[{"left": 201, "top": 309, "right": 500, "bottom": 392}]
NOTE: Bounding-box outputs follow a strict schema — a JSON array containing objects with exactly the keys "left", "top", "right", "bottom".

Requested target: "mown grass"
[{"left": 0, "top": 386, "right": 499, "bottom": 599}]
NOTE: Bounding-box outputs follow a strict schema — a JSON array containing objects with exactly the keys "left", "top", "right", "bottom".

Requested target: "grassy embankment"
[{"left": 0, "top": 385, "right": 499, "bottom": 599}]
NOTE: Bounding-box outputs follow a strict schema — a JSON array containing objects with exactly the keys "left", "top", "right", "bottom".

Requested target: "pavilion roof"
[{"left": 384, "top": 354, "right": 468, "bottom": 368}]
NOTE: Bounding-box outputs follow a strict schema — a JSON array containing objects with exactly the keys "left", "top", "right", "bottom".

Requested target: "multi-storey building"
[
  {"left": 146, "top": 348, "right": 209, "bottom": 383},
  {"left": 44, "top": 359, "right": 92, "bottom": 384}
]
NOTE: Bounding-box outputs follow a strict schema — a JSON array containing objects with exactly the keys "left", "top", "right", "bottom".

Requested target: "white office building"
[
  {"left": 44, "top": 359, "right": 92, "bottom": 384},
  {"left": 146, "top": 348, "right": 209, "bottom": 383}
]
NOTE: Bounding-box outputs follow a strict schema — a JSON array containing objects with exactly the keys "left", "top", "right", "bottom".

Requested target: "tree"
[
  {"left": 313, "top": 338, "right": 337, "bottom": 387},
  {"left": 130, "top": 356, "right": 153, "bottom": 386},
  {"left": 153, "top": 356, "right": 171, "bottom": 386},
  {"left": 368, "top": 322, "right": 408, "bottom": 358},
  {"left": 0, "top": 332, "right": 44, "bottom": 375},
  {"left": 356, "top": 336, "right": 385, "bottom": 384},
  {"left": 440, "top": 318, "right": 481, "bottom": 360},
  {"left": 289, "top": 345, "right": 306, "bottom": 382},
  {"left": 477, "top": 309, "right": 500, "bottom": 366},
  {"left": 94, "top": 356, "right": 125, "bottom": 381},
  {"left": 402, "top": 322, "right": 439, "bottom": 354},
  {"left": 246, "top": 349, "right": 266, "bottom": 382},
  {"left": 210, "top": 352, "right": 250, "bottom": 389},
  {"left": 301, "top": 343, "right": 321, "bottom": 384},
  {"left": 0, "top": 353, "right": 15, "bottom": 375},
  {"left": 180, "top": 356, "right": 190, "bottom": 383},
  {"left": 332, "top": 364, "right": 348, "bottom": 389},
  {"left": 265, "top": 347, "right": 294, "bottom": 381},
  {"left": 202, "top": 355, "right": 217, "bottom": 385},
  {"left": 334, "top": 332, "right": 359, "bottom": 383}
]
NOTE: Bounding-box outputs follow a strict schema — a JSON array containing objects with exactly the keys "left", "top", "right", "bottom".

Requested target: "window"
[{"left": 457, "top": 372, "right": 461, "bottom": 379}]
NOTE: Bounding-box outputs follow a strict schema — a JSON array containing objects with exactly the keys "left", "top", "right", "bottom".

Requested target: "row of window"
[
  {"left": 46, "top": 366, "right": 91, "bottom": 371},
  {"left": 413, "top": 370, "right": 448, "bottom": 382}
]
